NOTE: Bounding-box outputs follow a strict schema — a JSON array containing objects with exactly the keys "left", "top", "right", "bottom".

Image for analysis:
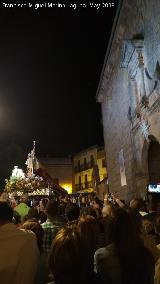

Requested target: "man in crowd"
[
  {"left": 0, "top": 201, "right": 39, "bottom": 284},
  {"left": 65, "top": 202, "right": 80, "bottom": 223},
  {"left": 42, "top": 199, "right": 63, "bottom": 255},
  {"left": 143, "top": 201, "right": 157, "bottom": 221}
]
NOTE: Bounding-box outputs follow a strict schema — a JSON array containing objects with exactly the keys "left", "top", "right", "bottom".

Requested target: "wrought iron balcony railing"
[
  {"left": 74, "top": 181, "right": 93, "bottom": 191},
  {"left": 74, "top": 162, "right": 94, "bottom": 173}
]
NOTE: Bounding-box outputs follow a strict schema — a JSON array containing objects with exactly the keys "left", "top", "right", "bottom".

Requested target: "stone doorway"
[{"left": 148, "top": 139, "right": 160, "bottom": 183}]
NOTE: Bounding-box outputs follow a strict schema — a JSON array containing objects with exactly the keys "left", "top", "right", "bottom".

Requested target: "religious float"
[{"left": 4, "top": 142, "right": 67, "bottom": 197}]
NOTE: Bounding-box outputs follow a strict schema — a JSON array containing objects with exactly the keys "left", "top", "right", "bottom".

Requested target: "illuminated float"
[{"left": 4, "top": 142, "right": 67, "bottom": 196}]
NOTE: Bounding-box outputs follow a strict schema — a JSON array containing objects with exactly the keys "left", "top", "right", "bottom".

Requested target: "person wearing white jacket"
[{"left": 0, "top": 201, "right": 39, "bottom": 284}]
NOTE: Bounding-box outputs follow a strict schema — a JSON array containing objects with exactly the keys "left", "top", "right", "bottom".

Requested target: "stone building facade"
[
  {"left": 97, "top": 0, "right": 160, "bottom": 201},
  {"left": 73, "top": 145, "right": 107, "bottom": 193}
]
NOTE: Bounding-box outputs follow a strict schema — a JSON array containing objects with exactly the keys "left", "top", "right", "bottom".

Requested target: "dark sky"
[{"left": 0, "top": 1, "right": 118, "bottom": 158}]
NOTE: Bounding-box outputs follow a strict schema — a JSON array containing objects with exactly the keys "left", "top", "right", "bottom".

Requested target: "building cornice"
[{"left": 96, "top": 0, "right": 124, "bottom": 103}]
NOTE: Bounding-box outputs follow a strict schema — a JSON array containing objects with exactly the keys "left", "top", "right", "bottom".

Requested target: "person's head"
[
  {"left": 142, "top": 219, "right": 154, "bottom": 235},
  {"left": 45, "top": 199, "right": 58, "bottom": 220},
  {"left": 129, "top": 198, "right": 142, "bottom": 211},
  {"left": 80, "top": 206, "right": 97, "bottom": 219},
  {"left": 154, "top": 215, "right": 160, "bottom": 234},
  {"left": 0, "top": 192, "right": 9, "bottom": 202},
  {"left": 21, "top": 219, "right": 44, "bottom": 251},
  {"left": 111, "top": 208, "right": 141, "bottom": 249},
  {"left": 31, "top": 198, "right": 39, "bottom": 207},
  {"left": 10, "top": 195, "right": 18, "bottom": 207},
  {"left": 92, "top": 197, "right": 103, "bottom": 210},
  {"left": 26, "top": 207, "right": 39, "bottom": 221},
  {"left": 0, "top": 201, "right": 13, "bottom": 226},
  {"left": 140, "top": 200, "right": 147, "bottom": 212},
  {"left": 39, "top": 198, "right": 49, "bottom": 211},
  {"left": 49, "top": 226, "right": 92, "bottom": 284},
  {"left": 126, "top": 208, "right": 142, "bottom": 235},
  {"left": 92, "top": 197, "right": 103, "bottom": 218},
  {"left": 65, "top": 203, "right": 80, "bottom": 222},
  {"left": 20, "top": 194, "right": 28, "bottom": 204},
  {"left": 102, "top": 203, "right": 114, "bottom": 218},
  {"left": 77, "top": 215, "right": 99, "bottom": 253}
]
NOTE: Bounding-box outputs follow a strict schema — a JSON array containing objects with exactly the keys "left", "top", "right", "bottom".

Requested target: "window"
[
  {"left": 102, "top": 159, "right": 106, "bottom": 168},
  {"left": 79, "top": 176, "right": 82, "bottom": 190},
  {"left": 85, "top": 174, "right": 88, "bottom": 188},
  {"left": 78, "top": 160, "right": 80, "bottom": 171},
  {"left": 84, "top": 157, "right": 87, "bottom": 170},
  {"left": 90, "top": 155, "right": 95, "bottom": 166}
]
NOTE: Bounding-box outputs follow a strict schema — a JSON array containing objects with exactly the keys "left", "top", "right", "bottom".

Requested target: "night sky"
[{"left": 0, "top": 1, "right": 118, "bottom": 183}]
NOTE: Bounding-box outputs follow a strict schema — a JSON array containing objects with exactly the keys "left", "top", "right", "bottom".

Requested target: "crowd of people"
[{"left": 1, "top": 191, "right": 160, "bottom": 283}]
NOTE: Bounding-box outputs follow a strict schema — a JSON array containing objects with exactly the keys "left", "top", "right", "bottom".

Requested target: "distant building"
[
  {"left": 73, "top": 145, "right": 107, "bottom": 193},
  {"left": 97, "top": 0, "right": 160, "bottom": 200},
  {"left": 37, "top": 157, "right": 72, "bottom": 194}
]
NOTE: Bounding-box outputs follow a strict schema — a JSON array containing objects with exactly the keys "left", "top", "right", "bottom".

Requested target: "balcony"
[
  {"left": 74, "top": 181, "right": 93, "bottom": 191},
  {"left": 74, "top": 162, "right": 94, "bottom": 173}
]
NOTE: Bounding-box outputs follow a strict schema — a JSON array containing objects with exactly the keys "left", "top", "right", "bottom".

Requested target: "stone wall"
[{"left": 98, "top": 0, "right": 160, "bottom": 201}]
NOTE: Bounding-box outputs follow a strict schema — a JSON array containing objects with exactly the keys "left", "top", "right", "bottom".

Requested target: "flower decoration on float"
[{"left": 5, "top": 166, "right": 46, "bottom": 195}]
